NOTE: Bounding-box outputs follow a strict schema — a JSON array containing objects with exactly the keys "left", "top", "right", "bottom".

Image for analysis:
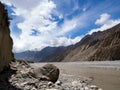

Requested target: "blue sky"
[{"left": 1, "top": 0, "right": 120, "bottom": 52}]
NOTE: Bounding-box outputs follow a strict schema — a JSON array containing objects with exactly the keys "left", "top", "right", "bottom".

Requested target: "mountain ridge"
[{"left": 15, "top": 23, "right": 120, "bottom": 62}]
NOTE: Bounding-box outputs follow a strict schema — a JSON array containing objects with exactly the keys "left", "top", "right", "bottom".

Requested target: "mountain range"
[{"left": 15, "top": 24, "right": 120, "bottom": 62}]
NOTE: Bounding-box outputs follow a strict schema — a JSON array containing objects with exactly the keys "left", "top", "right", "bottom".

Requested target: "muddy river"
[{"left": 31, "top": 61, "right": 120, "bottom": 90}]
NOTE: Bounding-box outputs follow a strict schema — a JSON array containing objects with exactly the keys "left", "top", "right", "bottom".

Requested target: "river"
[{"left": 30, "top": 61, "right": 120, "bottom": 90}]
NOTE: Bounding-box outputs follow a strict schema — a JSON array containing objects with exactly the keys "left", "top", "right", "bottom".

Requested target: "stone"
[
  {"left": 72, "top": 81, "right": 81, "bottom": 87},
  {"left": 72, "top": 81, "right": 78, "bottom": 87},
  {"left": 84, "top": 86, "right": 89, "bottom": 90},
  {"left": 34, "top": 64, "right": 60, "bottom": 83},
  {"left": 31, "top": 87, "right": 37, "bottom": 90},
  {"left": 90, "top": 85, "right": 99, "bottom": 90},
  {"left": 56, "top": 80, "right": 62, "bottom": 86},
  {"left": 24, "top": 85, "right": 31, "bottom": 90},
  {"left": 20, "top": 82, "right": 28, "bottom": 86},
  {"left": 46, "top": 89, "right": 59, "bottom": 90},
  {"left": 98, "top": 88, "right": 103, "bottom": 90},
  {"left": 80, "top": 88, "right": 85, "bottom": 90},
  {"left": 48, "top": 81, "right": 53, "bottom": 86}
]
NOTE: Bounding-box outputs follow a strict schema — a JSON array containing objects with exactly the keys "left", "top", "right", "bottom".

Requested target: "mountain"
[
  {"left": 15, "top": 23, "right": 120, "bottom": 62},
  {"left": 63, "top": 24, "right": 120, "bottom": 61},
  {"left": 0, "top": 2, "right": 14, "bottom": 72},
  {"left": 15, "top": 46, "right": 70, "bottom": 62}
]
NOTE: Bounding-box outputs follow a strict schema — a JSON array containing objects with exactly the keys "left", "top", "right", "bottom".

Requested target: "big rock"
[
  {"left": 34, "top": 64, "right": 60, "bottom": 83},
  {"left": 0, "top": 2, "right": 13, "bottom": 72}
]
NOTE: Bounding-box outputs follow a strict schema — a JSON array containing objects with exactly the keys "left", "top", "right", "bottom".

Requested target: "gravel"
[{"left": 0, "top": 60, "right": 103, "bottom": 90}]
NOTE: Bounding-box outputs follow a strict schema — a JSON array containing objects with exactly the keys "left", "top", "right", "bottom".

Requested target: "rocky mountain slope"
[
  {"left": 15, "top": 24, "right": 120, "bottom": 62},
  {"left": 63, "top": 23, "right": 120, "bottom": 61},
  {"left": 0, "top": 2, "right": 13, "bottom": 72}
]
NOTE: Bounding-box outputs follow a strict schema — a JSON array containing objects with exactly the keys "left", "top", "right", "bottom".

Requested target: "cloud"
[
  {"left": 50, "top": 36, "right": 82, "bottom": 47},
  {"left": 1, "top": 0, "right": 82, "bottom": 52},
  {"left": 1, "top": 0, "right": 120, "bottom": 53},
  {"left": 95, "top": 13, "right": 111, "bottom": 25},
  {"left": 56, "top": 18, "right": 78, "bottom": 36},
  {"left": 88, "top": 13, "right": 120, "bottom": 34}
]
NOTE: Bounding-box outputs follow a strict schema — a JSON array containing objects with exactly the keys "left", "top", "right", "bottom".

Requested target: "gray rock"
[
  {"left": 34, "top": 64, "right": 60, "bottom": 83},
  {"left": 48, "top": 81, "right": 53, "bottom": 86},
  {"left": 90, "top": 85, "right": 99, "bottom": 90},
  {"left": 98, "top": 88, "right": 103, "bottom": 90},
  {"left": 55, "top": 81, "right": 62, "bottom": 86},
  {"left": 31, "top": 87, "right": 37, "bottom": 90}
]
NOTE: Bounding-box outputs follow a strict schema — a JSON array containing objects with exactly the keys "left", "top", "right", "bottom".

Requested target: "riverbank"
[
  {"left": 0, "top": 61, "right": 120, "bottom": 90},
  {"left": 0, "top": 60, "right": 102, "bottom": 90},
  {"left": 31, "top": 61, "right": 120, "bottom": 90}
]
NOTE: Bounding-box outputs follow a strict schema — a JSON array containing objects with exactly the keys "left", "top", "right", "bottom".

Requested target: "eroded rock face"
[{"left": 0, "top": 2, "right": 13, "bottom": 72}]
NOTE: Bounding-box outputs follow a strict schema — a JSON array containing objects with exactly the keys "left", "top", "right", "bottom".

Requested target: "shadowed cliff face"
[{"left": 0, "top": 2, "right": 13, "bottom": 72}]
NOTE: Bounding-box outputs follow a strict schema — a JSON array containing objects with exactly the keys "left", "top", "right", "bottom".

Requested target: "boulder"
[{"left": 34, "top": 64, "right": 60, "bottom": 83}]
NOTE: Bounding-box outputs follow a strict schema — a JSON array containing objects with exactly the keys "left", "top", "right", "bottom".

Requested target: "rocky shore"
[{"left": 0, "top": 61, "right": 102, "bottom": 90}]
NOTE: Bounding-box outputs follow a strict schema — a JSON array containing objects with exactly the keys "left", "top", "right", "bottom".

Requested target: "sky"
[{"left": 0, "top": 0, "right": 120, "bottom": 53}]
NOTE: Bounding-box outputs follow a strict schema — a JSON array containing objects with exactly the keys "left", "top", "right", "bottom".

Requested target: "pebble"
[
  {"left": 72, "top": 81, "right": 79, "bottom": 87},
  {"left": 20, "top": 82, "right": 28, "bottom": 86},
  {"left": 84, "top": 86, "right": 89, "bottom": 90},
  {"left": 56, "top": 80, "right": 62, "bottom": 86},
  {"left": 90, "top": 85, "right": 99, "bottom": 89},
  {"left": 46, "top": 89, "right": 59, "bottom": 90},
  {"left": 31, "top": 87, "right": 37, "bottom": 90},
  {"left": 98, "top": 88, "right": 103, "bottom": 90},
  {"left": 80, "top": 88, "right": 85, "bottom": 90},
  {"left": 48, "top": 81, "right": 53, "bottom": 86}
]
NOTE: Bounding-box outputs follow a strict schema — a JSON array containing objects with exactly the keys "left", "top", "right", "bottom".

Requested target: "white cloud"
[
  {"left": 50, "top": 36, "right": 82, "bottom": 47},
  {"left": 56, "top": 19, "right": 78, "bottom": 36},
  {"left": 95, "top": 13, "right": 111, "bottom": 25},
  {"left": 88, "top": 13, "right": 120, "bottom": 35},
  {"left": 1, "top": 0, "right": 82, "bottom": 52},
  {"left": 3, "top": 1, "right": 119, "bottom": 53}
]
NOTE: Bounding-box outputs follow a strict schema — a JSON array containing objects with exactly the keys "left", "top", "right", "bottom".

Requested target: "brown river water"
[{"left": 30, "top": 61, "right": 120, "bottom": 90}]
